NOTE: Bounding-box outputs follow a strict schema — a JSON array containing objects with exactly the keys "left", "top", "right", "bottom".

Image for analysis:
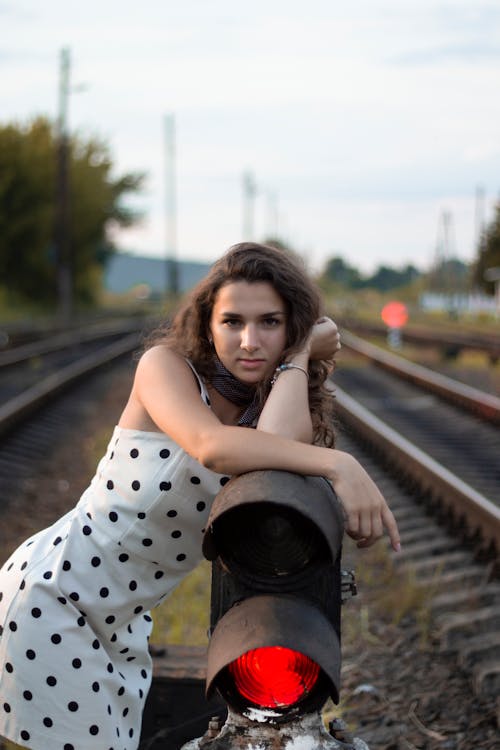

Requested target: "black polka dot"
[
  {"left": 196, "top": 501, "right": 206, "bottom": 512},
  {"left": 108, "top": 511, "right": 118, "bottom": 522},
  {"left": 130, "top": 448, "right": 139, "bottom": 458},
  {"left": 131, "top": 480, "right": 140, "bottom": 491},
  {"left": 107, "top": 480, "right": 114, "bottom": 490},
  {"left": 46, "top": 675, "right": 57, "bottom": 686},
  {"left": 23, "top": 690, "right": 33, "bottom": 701},
  {"left": 118, "top": 553, "right": 129, "bottom": 562},
  {"left": 171, "top": 530, "right": 182, "bottom": 539},
  {"left": 129, "top": 728, "right": 134, "bottom": 738},
  {"left": 69, "top": 592, "right": 79, "bottom": 602},
  {"left": 190, "top": 476, "right": 201, "bottom": 484},
  {"left": 111, "top": 633, "right": 117, "bottom": 642},
  {"left": 72, "top": 658, "right": 82, "bottom": 669},
  {"left": 21, "top": 561, "right": 28, "bottom": 570},
  {"left": 43, "top": 717, "right": 53, "bottom": 727},
  {"left": 160, "top": 481, "right": 172, "bottom": 492},
  {"left": 77, "top": 615, "right": 86, "bottom": 626},
  {"left": 58, "top": 596, "right": 67, "bottom": 604},
  {"left": 51, "top": 633, "right": 62, "bottom": 644},
  {"left": 144, "top": 614, "right": 152, "bottom": 623},
  {"left": 19, "top": 579, "right": 25, "bottom": 590},
  {"left": 139, "top": 689, "right": 144, "bottom": 699},
  {"left": 100, "top": 587, "right": 109, "bottom": 598},
  {"left": 91, "top": 556, "right": 101, "bottom": 567},
  {"left": 141, "top": 669, "right": 148, "bottom": 679},
  {"left": 117, "top": 686, "right": 125, "bottom": 696},
  {"left": 142, "top": 538, "right": 152, "bottom": 547},
  {"left": 129, "top": 580, "right": 137, "bottom": 591},
  {"left": 68, "top": 701, "right": 79, "bottom": 712},
  {"left": 64, "top": 744, "right": 74, "bottom": 750},
  {"left": 166, "top": 509, "right": 177, "bottom": 518},
  {"left": 8, "top": 621, "right": 17, "bottom": 632},
  {"left": 53, "top": 536, "right": 62, "bottom": 545},
  {"left": 26, "top": 649, "right": 36, "bottom": 660},
  {"left": 107, "top": 704, "right": 112, "bottom": 715},
  {"left": 43, "top": 571, "right": 52, "bottom": 580},
  {"left": 160, "top": 448, "right": 170, "bottom": 458},
  {"left": 220, "top": 476, "right": 230, "bottom": 486},
  {"left": 82, "top": 525, "right": 92, "bottom": 535},
  {"left": 137, "top": 511, "right": 146, "bottom": 519},
  {"left": 105, "top": 615, "right": 116, "bottom": 625},
  {"left": 134, "top": 605, "right": 143, "bottom": 614},
  {"left": 122, "top": 707, "right": 129, "bottom": 717},
  {"left": 107, "top": 663, "right": 114, "bottom": 673},
  {"left": 92, "top": 681, "right": 100, "bottom": 692},
  {"left": 20, "top": 730, "right": 30, "bottom": 741},
  {"left": 5, "top": 662, "right": 13, "bottom": 673},
  {"left": 89, "top": 725, "right": 99, "bottom": 735},
  {"left": 3, "top": 703, "right": 10, "bottom": 712},
  {"left": 176, "top": 553, "right": 186, "bottom": 562},
  {"left": 155, "top": 570, "right": 164, "bottom": 579},
  {"left": 62, "top": 560, "right": 71, "bottom": 571},
  {"left": 92, "top": 639, "right": 100, "bottom": 650}
]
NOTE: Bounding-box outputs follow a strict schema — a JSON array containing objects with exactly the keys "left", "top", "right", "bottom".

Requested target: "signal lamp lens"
[{"left": 227, "top": 646, "right": 320, "bottom": 708}]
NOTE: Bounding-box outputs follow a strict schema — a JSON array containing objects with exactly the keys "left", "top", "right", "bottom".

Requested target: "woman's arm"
[
  {"left": 256, "top": 317, "right": 340, "bottom": 442},
  {"left": 129, "top": 345, "right": 400, "bottom": 551}
]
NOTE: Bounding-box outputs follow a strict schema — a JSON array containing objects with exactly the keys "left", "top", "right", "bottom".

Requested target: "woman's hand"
[
  {"left": 327, "top": 451, "right": 401, "bottom": 551},
  {"left": 307, "top": 317, "right": 341, "bottom": 361}
]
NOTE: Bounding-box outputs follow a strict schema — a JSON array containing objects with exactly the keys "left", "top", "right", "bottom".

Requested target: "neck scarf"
[{"left": 210, "top": 356, "right": 261, "bottom": 427}]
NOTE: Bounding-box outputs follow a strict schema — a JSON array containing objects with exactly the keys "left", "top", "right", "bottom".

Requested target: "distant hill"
[{"left": 104, "top": 253, "right": 212, "bottom": 295}]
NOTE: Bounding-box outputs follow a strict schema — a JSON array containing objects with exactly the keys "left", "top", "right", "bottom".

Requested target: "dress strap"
[{"left": 185, "top": 359, "right": 211, "bottom": 405}]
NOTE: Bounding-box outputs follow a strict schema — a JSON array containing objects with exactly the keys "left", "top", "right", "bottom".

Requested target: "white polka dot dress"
[{"left": 0, "top": 365, "right": 230, "bottom": 750}]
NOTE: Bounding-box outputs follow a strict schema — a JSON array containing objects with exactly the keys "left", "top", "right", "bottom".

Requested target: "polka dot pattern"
[{"left": 0, "top": 361, "right": 230, "bottom": 749}]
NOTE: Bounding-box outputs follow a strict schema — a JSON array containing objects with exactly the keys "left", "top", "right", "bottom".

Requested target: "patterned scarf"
[{"left": 210, "top": 356, "right": 261, "bottom": 427}]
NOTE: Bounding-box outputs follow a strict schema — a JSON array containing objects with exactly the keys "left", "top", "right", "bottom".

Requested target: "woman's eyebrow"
[{"left": 219, "top": 310, "right": 286, "bottom": 318}]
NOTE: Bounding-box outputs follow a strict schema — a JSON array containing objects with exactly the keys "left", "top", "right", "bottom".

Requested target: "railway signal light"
[{"left": 201, "top": 469, "right": 347, "bottom": 728}]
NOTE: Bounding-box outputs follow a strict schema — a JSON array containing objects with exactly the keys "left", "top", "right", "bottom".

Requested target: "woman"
[{"left": 0, "top": 242, "right": 400, "bottom": 750}]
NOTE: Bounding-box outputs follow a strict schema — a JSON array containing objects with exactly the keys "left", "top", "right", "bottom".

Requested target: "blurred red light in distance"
[{"left": 227, "top": 646, "right": 320, "bottom": 708}]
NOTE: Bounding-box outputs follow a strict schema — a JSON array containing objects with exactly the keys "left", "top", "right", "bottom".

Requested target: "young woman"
[{"left": 0, "top": 242, "right": 400, "bottom": 750}]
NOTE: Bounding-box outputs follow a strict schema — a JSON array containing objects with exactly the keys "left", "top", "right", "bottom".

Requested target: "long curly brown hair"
[{"left": 146, "top": 242, "right": 335, "bottom": 447}]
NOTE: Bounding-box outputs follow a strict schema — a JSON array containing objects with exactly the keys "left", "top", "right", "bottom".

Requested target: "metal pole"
[
  {"left": 242, "top": 171, "right": 256, "bottom": 240},
  {"left": 164, "top": 113, "right": 178, "bottom": 298},
  {"left": 55, "top": 47, "right": 72, "bottom": 325}
]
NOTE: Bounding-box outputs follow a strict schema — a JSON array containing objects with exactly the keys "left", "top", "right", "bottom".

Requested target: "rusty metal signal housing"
[{"left": 202, "top": 470, "right": 345, "bottom": 720}]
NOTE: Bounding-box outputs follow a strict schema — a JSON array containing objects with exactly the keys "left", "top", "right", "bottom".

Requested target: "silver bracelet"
[{"left": 271, "top": 362, "right": 309, "bottom": 386}]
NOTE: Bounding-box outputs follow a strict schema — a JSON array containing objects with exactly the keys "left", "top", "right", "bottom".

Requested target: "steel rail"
[
  {"left": 341, "top": 329, "right": 500, "bottom": 425},
  {"left": 0, "top": 332, "right": 141, "bottom": 438},
  {"left": 334, "top": 385, "right": 500, "bottom": 557},
  {"left": 0, "top": 318, "right": 153, "bottom": 368}
]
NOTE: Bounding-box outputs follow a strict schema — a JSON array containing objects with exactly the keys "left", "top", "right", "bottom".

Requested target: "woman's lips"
[{"left": 238, "top": 359, "right": 265, "bottom": 370}]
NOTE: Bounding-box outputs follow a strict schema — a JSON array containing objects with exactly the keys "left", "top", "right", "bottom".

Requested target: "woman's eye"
[
  {"left": 262, "top": 317, "right": 281, "bottom": 327},
  {"left": 222, "top": 318, "right": 241, "bottom": 327}
]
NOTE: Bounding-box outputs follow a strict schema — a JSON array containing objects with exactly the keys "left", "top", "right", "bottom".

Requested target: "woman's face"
[{"left": 209, "top": 280, "right": 287, "bottom": 384}]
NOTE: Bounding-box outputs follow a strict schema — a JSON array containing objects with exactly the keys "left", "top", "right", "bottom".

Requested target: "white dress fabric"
[{"left": 0, "top": 365, "right": 230, "bottom": 750}]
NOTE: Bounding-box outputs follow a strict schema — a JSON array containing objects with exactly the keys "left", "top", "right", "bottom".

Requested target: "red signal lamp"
[{"left": 227, "top": 646, "right": 321, "bottom": 709}]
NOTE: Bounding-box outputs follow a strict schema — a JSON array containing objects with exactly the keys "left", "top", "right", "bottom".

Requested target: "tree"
[
  {"left": 0, "top": 117, "right": 144, "bottom": 308},
  {"left": 473, "top": 203, "right": 500, "bottom": 294},
  {"left": 319, "top": 256, "right": 363, "bottom": 289}
]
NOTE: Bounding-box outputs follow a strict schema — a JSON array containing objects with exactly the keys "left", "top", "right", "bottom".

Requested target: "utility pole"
[
  {"left": 242, "top": 170, "right": 256, "bottom": 240},
  {"left": 55, "top": 47, "right": 72, "bottom": 325},
  {"left": 164, "top": 113, "right": 178, "bottom": 298}
]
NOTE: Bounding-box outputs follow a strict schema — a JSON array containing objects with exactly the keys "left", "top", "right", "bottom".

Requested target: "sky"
[{"left": 2, "top": 1, "right": 500, "bottom": 275}]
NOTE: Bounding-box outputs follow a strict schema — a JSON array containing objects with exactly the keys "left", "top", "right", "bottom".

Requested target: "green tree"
[
  {"left": 473, "top": 203, "right": 500, "bottom": 294},
  {"left": 319, "top": 256, "right": 363, "bottom": 288},
  {"left": 0, "top": 117, "right": 144, "bottom": 308}
]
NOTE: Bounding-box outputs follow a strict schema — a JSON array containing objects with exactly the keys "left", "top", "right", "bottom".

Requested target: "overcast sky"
[{"left": 2, "top": 1, "right": 500, "bottom": 273}]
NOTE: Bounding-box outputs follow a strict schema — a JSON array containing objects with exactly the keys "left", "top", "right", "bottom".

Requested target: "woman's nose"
[{"left": 241, "top": 325, "right": 259, "bottom": 351}]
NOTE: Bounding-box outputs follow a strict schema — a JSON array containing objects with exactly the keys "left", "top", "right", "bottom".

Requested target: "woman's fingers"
[{"left": 344, "top": 502, "right": 401, "bottom": 551}]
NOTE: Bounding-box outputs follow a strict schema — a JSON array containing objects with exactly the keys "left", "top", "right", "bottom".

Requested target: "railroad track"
[
  {"left": 1, "top": 327, "right": 499, "bottom": 743},
  {"left": 330, "top": 331, "right": 500, "bottom": 717}
]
